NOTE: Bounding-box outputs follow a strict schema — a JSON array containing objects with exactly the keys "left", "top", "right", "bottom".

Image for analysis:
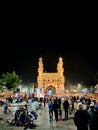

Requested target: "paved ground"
[{"left": 0, "top": 104, "right": 77, "bottom": 130}]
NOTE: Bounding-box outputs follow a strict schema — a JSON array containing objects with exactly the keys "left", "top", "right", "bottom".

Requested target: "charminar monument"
[{"left": 37, "top": 57, "right": 65, "bottom": 96}]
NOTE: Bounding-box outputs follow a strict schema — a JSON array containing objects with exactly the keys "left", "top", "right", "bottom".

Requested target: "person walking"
[
  {"left": 53, "top": 98, "right": 59, "bottom": 122},
  {"left": 59, "top": 99, "right": 64, "bottom": 120},
  {"left": 3, "top": 98, "right": 9, "bottom": 114},
  {"left": 43, "top": 97, "right": 46, "bottom": 107},
  {"left": 88, "top": 103, "right": 98, "bottom": 130},
  {"left": 63, "top": 97, "right": 69, "bottom": 120},
  {"left": 48, "top": 98, "right": 54, "bottom": 122}
]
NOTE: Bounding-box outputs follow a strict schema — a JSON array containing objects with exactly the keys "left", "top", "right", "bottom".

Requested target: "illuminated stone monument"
[{"left": 37, "top": 57, "right": 65, "bottom": 96}]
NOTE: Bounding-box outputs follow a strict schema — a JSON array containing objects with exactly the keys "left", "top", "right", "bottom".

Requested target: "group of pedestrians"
[
  {"left": 47, "top": 95, "right": 98, "bottom": 130},
  {"left": 3, "top": 94, "right": 98, "bottom": 130},
  {"left": 48, "top": 97, "right": 69, "bottom": 122}
]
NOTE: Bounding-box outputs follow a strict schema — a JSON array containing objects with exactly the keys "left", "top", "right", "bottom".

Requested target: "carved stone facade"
[{"left": 37, "top": 57, "right": 65, "bottom": 95}]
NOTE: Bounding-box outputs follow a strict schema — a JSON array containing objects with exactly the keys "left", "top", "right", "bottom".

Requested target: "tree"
[{"left": 0, "top": 71, "right": 22, "bottom": 90}]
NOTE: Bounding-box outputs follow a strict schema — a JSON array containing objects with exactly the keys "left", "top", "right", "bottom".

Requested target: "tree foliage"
[{"left": 0, "top": 71, "right": 22, "bottom": 90}]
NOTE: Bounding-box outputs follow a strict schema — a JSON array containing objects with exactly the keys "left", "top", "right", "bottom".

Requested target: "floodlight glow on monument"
[{"left": 37, "top": 57, "right": 65, "bottom": 96}]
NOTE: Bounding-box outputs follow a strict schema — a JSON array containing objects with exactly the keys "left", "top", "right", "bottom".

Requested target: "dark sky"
[{"left": 0, "top": 32, "right": 98, "bottom": 86}]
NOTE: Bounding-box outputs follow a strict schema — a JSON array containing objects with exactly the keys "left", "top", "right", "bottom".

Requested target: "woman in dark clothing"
[
  {"left": 74, "top": 102, "right": 89, "bottom": 130},
  {"left": 58, "top": 98, "right": 62, "bottom": 120},
  {"left": 63, "top": 98, "right": 69, "bottom": 120},
  {"left": 53, "top": 99, "right": 59, "bottom": 122}
]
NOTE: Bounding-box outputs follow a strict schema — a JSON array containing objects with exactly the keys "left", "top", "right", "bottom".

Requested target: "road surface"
[{"left": 0, "top": 103, "right": 77, "bottom": 130}]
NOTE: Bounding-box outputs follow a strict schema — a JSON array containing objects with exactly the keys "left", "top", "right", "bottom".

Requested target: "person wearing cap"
[
  {"left": 74, "top": 102, "right": 89, "bottom": 130},
  {"left": 88, "top": 103, "right": 98, "bottom": 130}
]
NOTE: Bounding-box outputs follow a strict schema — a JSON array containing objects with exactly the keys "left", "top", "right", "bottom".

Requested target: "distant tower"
[
  {"left": 38, "top": 57, "right": 44, "bottom": 76},
  {"left": 57, "top": 56, "right": 64, "bottom": 76},
  {"left": 37, "top": 57, "right": 44, "bottom": 91},
  {"left": 37, "top": 56, "right": 65, "bottom": 96}
]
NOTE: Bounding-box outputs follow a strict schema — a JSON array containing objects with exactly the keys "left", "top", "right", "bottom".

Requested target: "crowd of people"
[
  {"left": 2, "top": 93, "right": 98, "bottom": 130},
  {"left": 47, "top": 95, "right": 98, "bottom": 130}
]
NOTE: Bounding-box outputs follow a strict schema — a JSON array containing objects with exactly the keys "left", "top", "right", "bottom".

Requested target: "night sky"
[{"left": 0, "top": 32, "right": 98, "bottom": 86}]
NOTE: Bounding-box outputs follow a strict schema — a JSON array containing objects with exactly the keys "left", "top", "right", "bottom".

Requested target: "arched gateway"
[
  {"left": 46, "top": 86, "right": 56, "bottom": 95},
  {"left": 37, "top": 57, "right": 65, "bottom": 96}
]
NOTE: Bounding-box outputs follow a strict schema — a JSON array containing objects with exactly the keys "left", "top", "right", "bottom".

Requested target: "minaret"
[
  {"left": 38, "top": 57, "right": 44, "bottom": 76},
  {"left": 57, "top": 56, "right": 64, "bottom": 76}
]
